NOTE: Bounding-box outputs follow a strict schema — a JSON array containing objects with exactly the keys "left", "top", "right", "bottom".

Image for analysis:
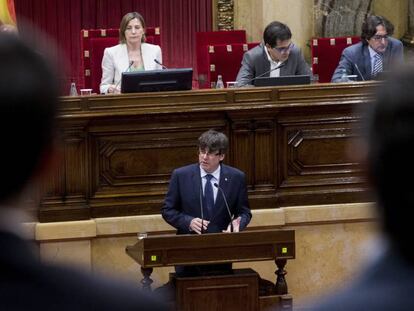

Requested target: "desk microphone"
[
  {"left": 353, "top": 63, "right": 365, "bottom": 81},
  {"left": 113, "top": 60, "right": 134, "bottom": 92},
  {"left": 238, "top": 62, "right": 285, "bottom": 87},
  {"left": 154, "top": 59, "right": 168, "bottom": 69},
  {"left": 213, "top": 183, "right": 233, "bottom": 232},
  {"left": 341, "top": 54, "right": 365, "bottom": 81}
]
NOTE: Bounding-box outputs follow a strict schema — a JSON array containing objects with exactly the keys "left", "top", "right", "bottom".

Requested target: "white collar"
[
  {"left": 368, "top": 45, "right": 382, "bottom": 59},
  {"left": 200, "top": 165, "right": 221, "bottom": 181},
  {"left": 264, "top": 44, "right": 283, "bottom": 66}
]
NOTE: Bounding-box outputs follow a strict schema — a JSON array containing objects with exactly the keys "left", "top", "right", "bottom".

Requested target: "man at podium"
[{"left": 161, "top": 129, "right": 252, "bottom": 276}]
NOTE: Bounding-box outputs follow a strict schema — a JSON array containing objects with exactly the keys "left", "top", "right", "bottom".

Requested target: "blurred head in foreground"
[
  {"left": 365, "top": 66, "right": 414, "bottom": 260},
  {"left": 0, "top": 32, "right": 57, "bottom": 204}
]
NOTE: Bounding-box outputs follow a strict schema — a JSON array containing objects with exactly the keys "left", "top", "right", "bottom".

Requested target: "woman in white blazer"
[{"left": 100, "top": 12, "right": 162, "bottom": 94}]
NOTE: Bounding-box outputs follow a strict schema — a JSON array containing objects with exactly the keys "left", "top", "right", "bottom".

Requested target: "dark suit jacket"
[
  {"left": 310, "top": 246, "right": 414, "bottom": 311},
  {"left": 236, "top": 43, "right": 311, "bottom": 86},
  {"left": 331, "top": 37, "right": 404, "bottom": 82},
  {"left": 0, "top": 231, "right": 166, "bottom": 310},
  {"left": 161, "top": 163, "right": 252, "bottom": 234}
]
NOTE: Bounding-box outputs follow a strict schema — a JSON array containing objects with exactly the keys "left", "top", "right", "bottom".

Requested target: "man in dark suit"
[
  {"left": 311, "top": 67, "right": 414, "bottom": 311},
  {"left": 0, "top": 33, "right": 166, "bottom": 310},
  {"left": 331, "top": 15, "right": 403, "bottom": 82},
  {"left": 161, "top": 130, "right": 252, "bottom": 275},
  {"left": 236, "top": 21, "right": 311, "bottom": 87}
]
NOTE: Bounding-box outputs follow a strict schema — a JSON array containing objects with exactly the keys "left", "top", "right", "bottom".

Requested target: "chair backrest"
[
  {"left": 311, "top": 36, "right": 360, "bottom": 83},
  {"left": 79, "top": 27, "right": 161, "bottom": 93},
  {"left": 196, "top": 30, "right": 246, "bottom": 88},
  {"left": 206, "top": 42, "right": 260, "bottom": 88}
]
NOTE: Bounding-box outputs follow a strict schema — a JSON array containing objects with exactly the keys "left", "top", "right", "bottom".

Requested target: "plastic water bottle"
[
  {"left": 310, "top": 67, "right": 318, "bottom": 83},
  {"left": 339, "top": 69, "right": 349, "bottom": 83},
  {"left": 215, "top": 75, "right": 224, "bottom": 89},
  {"left": 69, "top": 82, "right": 78, "bottom": 96}
]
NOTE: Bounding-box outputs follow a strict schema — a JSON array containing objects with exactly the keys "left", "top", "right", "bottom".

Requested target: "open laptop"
[{"left": 254, "top": 75, "right": 311, "bottom": 87}]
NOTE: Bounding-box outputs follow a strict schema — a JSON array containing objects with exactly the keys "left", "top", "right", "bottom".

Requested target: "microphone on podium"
[
  {"left": 113, "top": 60, "right": 134, "bottom": 92},
  {"left": 238, "top": 62, "right": 286, "bottom": 87},
  {"left": 199, "top": 181, "right": 205, "bottom": 234},
  {"left": 154, "top": 59, "right": 168, "bottom": 69},
  {"left": 213, "top": 183, "right": 234, "bottom": 232}
]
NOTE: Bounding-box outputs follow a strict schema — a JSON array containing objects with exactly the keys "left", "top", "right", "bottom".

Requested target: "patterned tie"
[
  {"left": 372, "top": 53, "right": 383, "bottom": 76},
  {"left": 204, "top": 174, "right": 214, "bottom": 219}
]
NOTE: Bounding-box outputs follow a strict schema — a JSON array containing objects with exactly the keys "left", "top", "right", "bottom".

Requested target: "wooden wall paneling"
[
  {"left": 39, "top": 83, "right": 375, "bottom": 222},
  {"left": 86, "top": 113, "right": 227, "bottom": 218},
  {"left": 228, "top": 111, "right": 279, "bottom": 210},
  {"left": 229, "top": 119, "right": 254, "bottom": 186},
  {"left": 275, "top": 105, "right": 367, "bottom": 206},
  {"left": 39, "top": 119, "right": 90, "bottom": 222},
  {"left": 252, "top": 119, "right": 276, "bottom": 188}
]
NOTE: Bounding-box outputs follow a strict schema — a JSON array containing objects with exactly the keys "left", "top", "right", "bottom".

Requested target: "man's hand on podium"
[
  {"left": 190, "top": 217, "right": 209, "bottom": 234},
  {"left": 223, "top": 216, "right": 241, "bottom": 233}
]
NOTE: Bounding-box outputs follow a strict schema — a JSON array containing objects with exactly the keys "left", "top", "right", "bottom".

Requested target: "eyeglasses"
[
  {"left": 272, "top": 43, "right": 294, "bottom": 53},
  {"left": 371, "top": 35, "right": 388, "bottom": 41},
  {"left": 199, "top": 149, "right": 220, "bottom": 157}
]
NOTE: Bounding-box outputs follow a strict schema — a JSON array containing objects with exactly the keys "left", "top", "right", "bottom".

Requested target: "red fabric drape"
[{"left": 14, "top": 0, "right": 212, "bottom": 93}]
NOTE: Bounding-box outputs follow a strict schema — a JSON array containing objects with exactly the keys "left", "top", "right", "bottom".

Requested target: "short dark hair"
[
  {"left": 0, "top": 33, "right": 57, "bottom": 202},
  {"left": 366, "top": 66, "right": 414, "bottom": 259},
  {"left": 198, "top": 130, "right": 228, "bottom": 155},
  {"left": 119, "top": 12, "right": 146, "bottom": 44},
  {"left": 361, "top": 15, "right": 394, "bottom": 43},
  {"left": 263, "top": 21, "right": 292, "bottom": 47}
]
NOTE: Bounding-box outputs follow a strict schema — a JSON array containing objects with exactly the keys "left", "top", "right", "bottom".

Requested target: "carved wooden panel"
[
  {"left": 87, "top": 114, "right": 227, "bottom": 217},
  {"left": 38, "top": 83, "right": 375, "bottom": 221},
  {"left": 39, "top": 120, "right": 89, "bottom": 222},
  {"left": 276, "top": 107, "right": 365, "bottom": 206}
]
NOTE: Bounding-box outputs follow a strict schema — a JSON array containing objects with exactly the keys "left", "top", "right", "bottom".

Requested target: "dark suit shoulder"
[
  {"left": 0, "top": 233, "right": 167, "bottom": 310},
  {"left": 36, "top": 263, "right": 165, "bottom": 309},
  {"left": 343, "top": 42, "right": 365, "bottom": 55},
  {"left": 173, "top": 163, "right": 198, "bottom": 176},
  {"left": 244, "top": 44, "right": 265, "bottom": 60}
]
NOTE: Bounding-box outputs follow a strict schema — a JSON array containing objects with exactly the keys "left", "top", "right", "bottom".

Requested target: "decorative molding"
[
  {"left": 314, "top": 0, "right": 372, "bottom": 37},
  {"left": 402, "top": 0, "right": 414, "bottom": 47},
  {"left": 216, "top": 0, "right": 234, "bottom": 30}
]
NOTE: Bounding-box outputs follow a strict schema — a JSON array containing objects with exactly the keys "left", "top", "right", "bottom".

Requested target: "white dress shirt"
[
  {"left": 264, "top": 46, "right": 283, "bottom": 77},
  {"left": 199, "top": 165, "right": 221, "bottom": 203}
]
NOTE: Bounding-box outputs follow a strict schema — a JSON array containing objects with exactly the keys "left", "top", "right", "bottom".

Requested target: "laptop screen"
[{"left": 254, "top": 75, "right": 311, "bottom": 87}]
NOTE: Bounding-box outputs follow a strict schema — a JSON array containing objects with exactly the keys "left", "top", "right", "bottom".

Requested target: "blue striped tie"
[{"left": 372, "top": 53, "right": 383, "bottom": 76}]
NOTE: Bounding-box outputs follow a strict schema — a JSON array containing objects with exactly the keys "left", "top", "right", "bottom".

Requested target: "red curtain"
[{"left": 14, "top": 0, "right": 212, "bottom": 93}]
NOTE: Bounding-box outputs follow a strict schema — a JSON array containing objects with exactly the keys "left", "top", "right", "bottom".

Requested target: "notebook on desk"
[{"left": 254, "top": 75, "right": 311, "bottom": 87}]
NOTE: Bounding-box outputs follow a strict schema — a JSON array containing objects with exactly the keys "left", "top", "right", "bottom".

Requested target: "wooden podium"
[{"left": 126, "top": 229, "right": 295, "bottom": 311}]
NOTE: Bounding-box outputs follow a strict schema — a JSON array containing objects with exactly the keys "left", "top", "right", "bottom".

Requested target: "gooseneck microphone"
[
  {"left": 113, "top": 60, "right": 134, "bottom": 92},
  {"left": 154, "top": 59, "right": 168, "bottom": 69},
  {"left": 341, "top": 54, "right": 365, "bottom": 81},
  {"left": 353, "top": 63, "right": 365, "bottom": 81},
  {"left": 199, "top": 180, "right": 205, "bottom": 234},
  {"left": 213, "top": 183, "right": 234, "bottom": 232},
  {"left": 238, "top": 62, "right": 286, "bottom": 87}
]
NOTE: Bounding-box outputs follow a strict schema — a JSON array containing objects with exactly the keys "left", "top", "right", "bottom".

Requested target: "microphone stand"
[
  {"left": 199, "top": 180, "right": 205, "bottom": 234},
  {"left": 214, "top": 183, "right": 234, "bottom": 232},
  {"left": 113, "top": 60, "right": 134, "bottom": 92},
  {"left": 238, "top": 62, "right": 286, "bottom": 87},
  {"left": 341, "top": 54, "right": 365, "bottom": 81},
  {"left": 154, "top": 59, "right": 168, "bottom": 69}
]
